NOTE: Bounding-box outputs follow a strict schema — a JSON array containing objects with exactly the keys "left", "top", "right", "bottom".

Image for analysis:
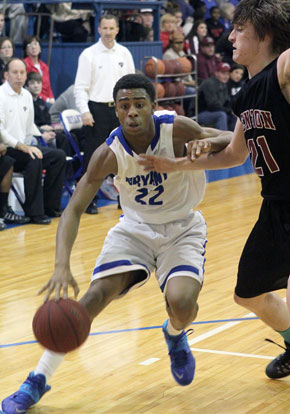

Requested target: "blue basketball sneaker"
[
  {"left": 1, "top": 371, "right": 51, "bottom": 414},
  {"left": 162, "top": 319, "right": 195, "bottom": 386}
]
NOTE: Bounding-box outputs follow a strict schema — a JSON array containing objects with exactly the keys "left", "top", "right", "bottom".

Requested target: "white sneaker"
[
  {"left": 99, "top": 177, "right": 119, "bottom": 201},
  {"left": 0, "top": 218, "right": 7, "bottom": 231}
]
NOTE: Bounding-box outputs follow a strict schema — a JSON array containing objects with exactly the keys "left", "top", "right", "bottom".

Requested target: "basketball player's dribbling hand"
[
  {"left": 38, "top": 269, "right": 80, "bottom": 302},
  {"left": 187, "top": 139, "right": 212, "bottom": 160}
]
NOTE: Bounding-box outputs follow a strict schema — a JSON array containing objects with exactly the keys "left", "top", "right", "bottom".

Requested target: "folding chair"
[
  {"left": 9, "top": 173, "right": 25, "bottom": 213},
  {"left": 59, "top": 109, "right": 84, "bottom": 196}
]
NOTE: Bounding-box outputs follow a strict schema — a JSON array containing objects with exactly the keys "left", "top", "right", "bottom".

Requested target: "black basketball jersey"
[{"left": 232, "top": 58, "right": 290, "bottom": 200}]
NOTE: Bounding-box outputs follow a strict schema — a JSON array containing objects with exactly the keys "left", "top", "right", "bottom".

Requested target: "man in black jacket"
[{"left": 197, "top": 61, "right": 236, "bottom": 131}]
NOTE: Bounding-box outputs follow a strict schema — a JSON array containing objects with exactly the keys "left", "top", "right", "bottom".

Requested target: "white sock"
[
  {"left": 34, "top": 350, "right": 65, "bottom": 383},
  {"left": 166, "top": 319, "right": 183, "bottom": 336}
]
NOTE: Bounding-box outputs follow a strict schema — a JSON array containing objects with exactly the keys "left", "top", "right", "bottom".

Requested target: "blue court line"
[{"left": 0, "top": 316, "right": 258, "bottom": 349}]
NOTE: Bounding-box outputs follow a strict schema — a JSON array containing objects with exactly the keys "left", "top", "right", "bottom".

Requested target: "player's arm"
[
  {"left": 277, "top": 48, "right": 290, "bottom": 104},
  {"left": 39, "top": 143, "right": 118, "bottom": 301},
  {"left": 172, "top": 115, "right": 233, "bottom": 153},
  {"left": 138, "top": 119, "right": 248, "bottom": 172},
  {"left": 138, "top": 115, "right": 233, "bottom": 172}
]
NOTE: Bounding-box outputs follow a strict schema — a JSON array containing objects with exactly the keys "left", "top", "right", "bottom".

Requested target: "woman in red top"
[{"left": 23, "top": 35, "right": 55, "bottom": 104}]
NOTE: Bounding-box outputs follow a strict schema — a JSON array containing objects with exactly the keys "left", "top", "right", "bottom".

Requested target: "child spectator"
[
  {"left": 205, "top": 6, "right": 225, "bottom": 44},
  {"left": 23, "top": 35, "right": 55, "bottom": 104},
  {"left": 186, "top": 19, "right": 208, "bottom": 55},
  {"left": 160, "top": 13, "right": 177, "bottom": 52},
  {"left": 228, "top": 63, "right": 245, "bottom": 102},
  {"left": 25, "top": 72, "right": 81, "bottom": 158},
  {"left": 219, "top": 2, "right": 235, "bottom": 30}
]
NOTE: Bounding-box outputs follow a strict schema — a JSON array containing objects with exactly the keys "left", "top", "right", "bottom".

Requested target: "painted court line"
[
  {"left": 191, "top": 347, "right": 274, "bottom": 360},
  {"left": 139, "top": 358, "right": 160, "bottom": 366},
  {"left": 188, "top": 312, "right": 255, "bottom": 345}
]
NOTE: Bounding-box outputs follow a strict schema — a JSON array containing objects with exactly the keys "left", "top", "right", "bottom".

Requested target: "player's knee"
[
  {"left": 234, "top": 292, "right": 264, "bottom": 312},
  {"left": 167, "top": 290, "right": 197, "bottom": 320}
]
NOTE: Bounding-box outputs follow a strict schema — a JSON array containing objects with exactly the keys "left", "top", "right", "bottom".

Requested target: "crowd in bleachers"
[{"left": 0, "top": 0, "right": 244, "bottom": 230}]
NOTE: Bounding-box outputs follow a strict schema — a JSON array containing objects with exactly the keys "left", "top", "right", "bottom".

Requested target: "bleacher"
[{"left": 5, "top": 0, "right": 253, "bottom": 182}]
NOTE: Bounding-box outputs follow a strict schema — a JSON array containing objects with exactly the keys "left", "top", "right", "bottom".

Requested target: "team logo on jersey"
[
  {"left": 126, "top": 171, "right": 168, "bottom": 187},
  {"left": 240, "top": 109, "right": 276, "bottom": 132},
  {"left": 118, "top": 62, "right": 124, "bottom": 68}
]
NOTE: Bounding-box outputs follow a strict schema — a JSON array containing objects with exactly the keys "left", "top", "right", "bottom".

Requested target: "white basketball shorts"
[{"left": 91, "top": 210, "right": 207, "bottom": 297}]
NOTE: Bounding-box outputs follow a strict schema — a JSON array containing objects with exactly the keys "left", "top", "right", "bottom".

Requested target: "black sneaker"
[
  {"left": 265, "top": 339, "right": 290, "bottom": 379},
  {"left": 85, "top": 201, "right": 98, "bottom": 214},
  {"left": 3, "top": 207, "right": 30, "bottom": 225}
]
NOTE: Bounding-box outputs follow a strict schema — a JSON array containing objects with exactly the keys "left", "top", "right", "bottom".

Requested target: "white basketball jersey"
[{"left": 106, "top": 111, "right": 206, "bottom": 224}]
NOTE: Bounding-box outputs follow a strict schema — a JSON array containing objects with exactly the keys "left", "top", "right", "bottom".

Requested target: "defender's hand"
[
  {"left": 138, "top": 154, "right": 177, "bottom": 173},
  {"left": 187, "top": 140, "right": 212, "bottom": 160}
]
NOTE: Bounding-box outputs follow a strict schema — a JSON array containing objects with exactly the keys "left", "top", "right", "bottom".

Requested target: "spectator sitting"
[
  {"left": 0, "top": 58, "right": 66, "bottom": 224},
  {"left": 215, "top": 27, "right": 234, "bottom": 66},
  {"left": 205, "top": 6, "right": 225, "bottom": 44},
  {"left": 228, "top": 63, "right": 245, "bottom": 103},
  {"left": 219, "top": 2, "right": 235, "bottom": 30},
  {"left": 45, "top": 2, "right": 92, "bottom": 42},
  {"left": 25, "top": 72, "right": 82, "bottom": 159},
  {"left": 117, "top": 12, "right": 149, "bottom": 42},
  {"left": 140, "top": 8, "right": 154, "bottom": 30},
  {"left": 176, "top": 0, "right": 194, "bottom": 22},
  {"left": 0, "top": 3, "right": 27, "bottom": 43},
  {"left": 163, "top": 30, "right": 196, "bottom": 116},
  {"left": 197, "top": 61, "right": 236, "bottom": 131},
  {"left": 0, "top": 37, "right": 15, "bottom": 85},
  {"left": 193, "top": 1, "right": 207, "bottom": 20},
  {"left": 23, "top": 35, "right": 55, "bottom": 104},
  {"left": 197, "top": 36, "right": 221, "bottom": 84},
  {"left": 186, "top": 19, "right": 208, "bottom": 55},
  {"left": 0, "top": 143, "right": 30, "bottom": 230},
  {"left": 160, "top": 13, "right": 178, "bottom": 52}
]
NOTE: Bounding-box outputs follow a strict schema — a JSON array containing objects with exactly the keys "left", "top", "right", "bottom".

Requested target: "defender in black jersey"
[{"left": 138, "top": 0, "right": 290, "bottom": 381}]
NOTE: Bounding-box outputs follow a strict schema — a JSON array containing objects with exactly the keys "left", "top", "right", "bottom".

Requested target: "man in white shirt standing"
[
  {"left": 0, "top": 58, "right": 66, "bottom": 224},
  {"left": 74, "top": 13, "right": 135, "bottom": 214}
]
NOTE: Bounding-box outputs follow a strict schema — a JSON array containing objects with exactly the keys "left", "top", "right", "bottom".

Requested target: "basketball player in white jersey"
[{"left": 1, "top": 74, "right": 232, "bottom": 414}]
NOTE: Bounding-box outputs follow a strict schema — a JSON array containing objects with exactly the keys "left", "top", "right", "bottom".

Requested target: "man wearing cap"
[
  {"left": 197, "top": 61, "right": 236, "bottom": 131},
  {"left": 197, "top": 36, "right": 221, "bottom": 84}
]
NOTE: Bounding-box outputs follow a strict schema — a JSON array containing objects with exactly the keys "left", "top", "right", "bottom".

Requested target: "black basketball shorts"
[{"left": 235, "top": 199, "right": 290, "bottom": 298}]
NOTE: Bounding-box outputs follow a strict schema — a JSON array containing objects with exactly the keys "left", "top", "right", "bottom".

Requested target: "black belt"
[{"left": 98, "top": 101, "right": 115, "bottom": 107}]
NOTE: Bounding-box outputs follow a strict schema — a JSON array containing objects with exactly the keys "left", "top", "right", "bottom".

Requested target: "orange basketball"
[
  {"left": 153, "top": 82, "right": 165, "bottom": 99},
  {"left": 178, "top": 57, "right": 192, "bottom": 73},
  {"left": 172, "top": 103, "right": 185, "bottom": 116},
  {"left": 173, "top": 59, "right": 183, "bottom": 74},
  {"left": 175, "top": 81, "right": 186, "bottom": 96},
  {"left": 144, "top": 58, "right": 165, "bottom": 78},
  {"left": 163, "top": 60, "right": 176, "bottom": 75},
  {"left": 163, "top": 82, "right": 176, "bottom": 97}
]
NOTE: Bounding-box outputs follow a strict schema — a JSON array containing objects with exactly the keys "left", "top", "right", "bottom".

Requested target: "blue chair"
[{"left": 59, "top": 109, "right": 84, "bottom": 196}]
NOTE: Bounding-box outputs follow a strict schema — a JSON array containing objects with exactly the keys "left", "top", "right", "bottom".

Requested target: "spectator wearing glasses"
[
  {"left": 0, "top": 37, "right": 15, "bottom": 84},
  {"left": 23, "top": 35, "right": 55, "bottom": 105},
  {"left": 163, "top": 30, "right": 196, "bottom": 116}
]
